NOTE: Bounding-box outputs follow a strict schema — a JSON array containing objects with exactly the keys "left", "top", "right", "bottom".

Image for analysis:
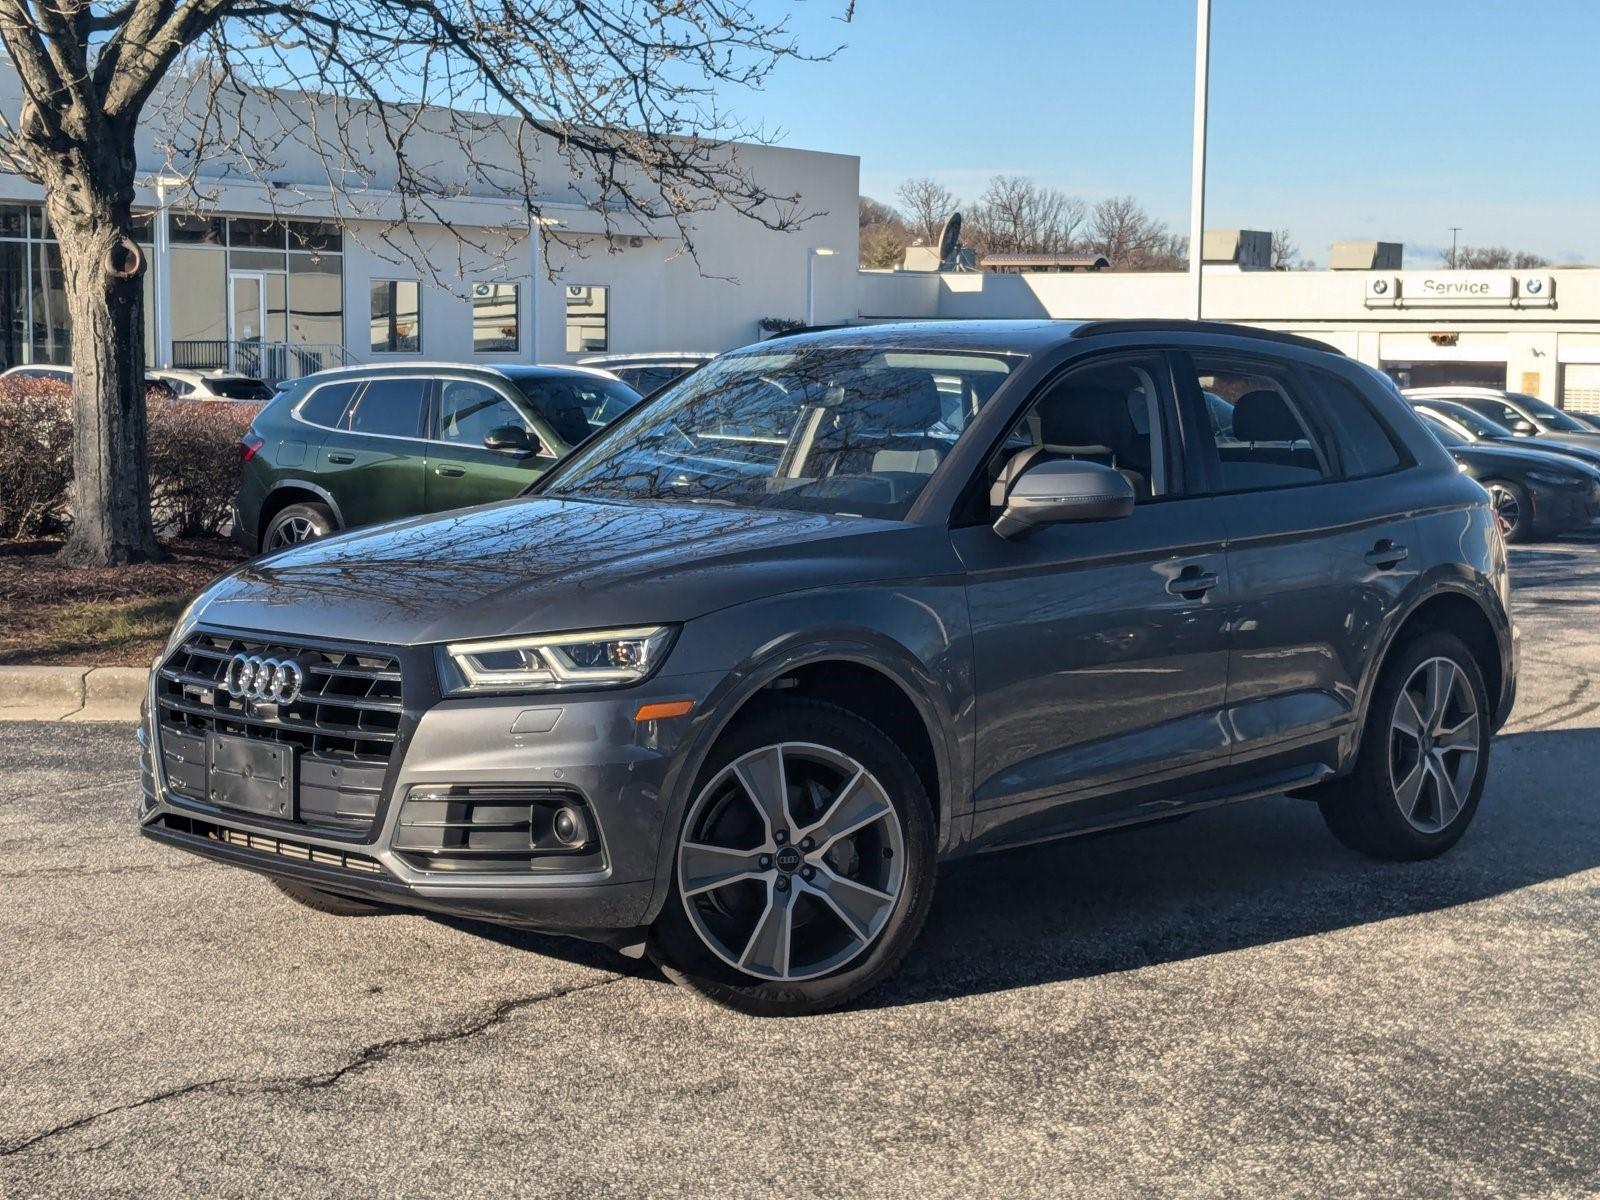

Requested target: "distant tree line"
[
  {"left": 860, "top": 175, "right": 1189, "bottom": 271},
  {"left": 1444, "top": 245, "right": 1550, "bottom": 269}
]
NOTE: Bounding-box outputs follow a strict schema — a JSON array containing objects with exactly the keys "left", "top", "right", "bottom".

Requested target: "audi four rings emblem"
[{"left": 225, "top": 653, "right": 305, "bottom": 704}]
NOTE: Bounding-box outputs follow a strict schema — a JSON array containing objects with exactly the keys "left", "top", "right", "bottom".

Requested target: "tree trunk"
[{"left": 45, "top": 138, "right": 162, "bottom": 565}]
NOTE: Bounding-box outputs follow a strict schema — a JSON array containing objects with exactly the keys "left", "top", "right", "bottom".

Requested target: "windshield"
[
  {"left": 1428, "top": 402, "right": 1511, "bottom": 439},
  {"left": 1419, "top": 413, "right": 1467, "bottom": 447},
  {"left": 542, "top": 345, "right": 1019, "bottom": 518},
  {"left": 514, "top": 375, "right": 640, "bottom": 446},
  {"left": 1513, "top": 392, "right": 1590, "bottom": 433}
]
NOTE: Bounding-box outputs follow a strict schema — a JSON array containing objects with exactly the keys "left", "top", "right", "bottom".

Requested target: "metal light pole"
[
  {"left": 1188, "top": 0, "right": 1211, "bottom": 320},
  {"left": 1449, "top": 226, "right": 1462, "bottom": 270}
]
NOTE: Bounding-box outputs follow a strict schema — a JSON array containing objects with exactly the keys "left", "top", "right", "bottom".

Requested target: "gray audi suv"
[{"left": 140, "top": 321, "right": 1516, "bottom": 1015}]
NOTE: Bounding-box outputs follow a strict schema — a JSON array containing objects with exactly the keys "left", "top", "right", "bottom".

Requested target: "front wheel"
[
  {"left": 648, "top": 699, "right": 936, "bottom": 1016},
  {"left": 1319, "top": 631, "right": 1491, "bottom": 861},
  {"left": 1483, "top": 479, "right": 1533, "bottom": 543}
]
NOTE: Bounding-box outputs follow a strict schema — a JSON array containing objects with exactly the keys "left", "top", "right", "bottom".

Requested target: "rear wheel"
[
  {"left": 1483, "top": 479, "right": 1533, "bottom": 543},
  {"left": 648, "top": 699, "right": 936, "bottom": 1016},
  {"left": 1319, "top": 631, "right": 1490, "bottom": 861},
  {"left": 273, "top": 878, "right": 394, "bottom": 917},
  {"left": 263, "top": 501, "right": 336, "bottom": 550}
]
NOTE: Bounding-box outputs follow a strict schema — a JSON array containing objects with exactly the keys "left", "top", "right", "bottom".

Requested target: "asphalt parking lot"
[{"left": 3, "top": 542, "right": 1599, "bottom": 1199}]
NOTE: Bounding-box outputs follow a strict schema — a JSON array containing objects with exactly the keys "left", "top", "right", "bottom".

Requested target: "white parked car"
[{"left": 146, "top": 369, "right": 274, "bottom": 402}]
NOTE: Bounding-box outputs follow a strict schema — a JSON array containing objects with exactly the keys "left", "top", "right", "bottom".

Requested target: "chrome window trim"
[{"left": 290, "top": 372, "right": 552, "bottom": 454}]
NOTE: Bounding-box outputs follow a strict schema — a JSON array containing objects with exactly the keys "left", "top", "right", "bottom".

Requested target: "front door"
[
  {"left": 228, "top": 271, "right": 266, "bottom": 374},
  {"left": 956, "top": 352, "right": 1234, "bottom": 845},
  {"left": 425, "top": 378, "right": 557, "bottom": 513}
]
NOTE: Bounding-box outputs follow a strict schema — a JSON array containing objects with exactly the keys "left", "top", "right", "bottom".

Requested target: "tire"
[
  {"left": 648, "top": 698, "right": 936, "bottom": 1016},
  {"left": 262, "top": 501, "right": 336, "bottom": 550},
  {"left": 1318, "top": 630, "right": 1491, "bottom": 861},
  {"left": 273, "top": 878, "right": 394, "bottom": 917},
  {"left": 1483, "top": 479, "right": 1533, "bottom": 543}
]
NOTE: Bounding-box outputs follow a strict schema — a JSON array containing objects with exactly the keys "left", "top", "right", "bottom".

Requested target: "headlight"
[{"left": 438, "top": 626, "right": 677, "bottom": 695}]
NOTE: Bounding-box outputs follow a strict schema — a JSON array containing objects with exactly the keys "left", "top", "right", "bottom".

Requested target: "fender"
[
  {"left": 1346, "top": 565, "right": 1512, "bottom": 762},
  {"left": 263, "top": 479, "right": 347, "bottom": 530},
  {"left": 636, "top": 629, "right": 967, "bottom": 927}
]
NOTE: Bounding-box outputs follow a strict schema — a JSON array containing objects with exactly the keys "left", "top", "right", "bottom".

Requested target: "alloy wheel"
[
  {"left": 677, "top": 742, "right": 906, "bottom": 982},
  {"left": 1486, "top": 484, "right": 1520, "bottom": 535},
  {"left": 266, "top": 515, "right": 321, "bottom": 548},
  {"left": 1389, "top": 656, "right": 1481, "bottom": 833}
]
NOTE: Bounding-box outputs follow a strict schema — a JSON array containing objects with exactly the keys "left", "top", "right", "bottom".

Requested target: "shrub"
[
  {"left": 0, "top": 377, "right": 73, "bottom": 540},
  {"left": 0, "top": 376, "right": 260, "bottom": 541},
  {"left": 147, "top": 398, "right": 261, "bottom": 537}
]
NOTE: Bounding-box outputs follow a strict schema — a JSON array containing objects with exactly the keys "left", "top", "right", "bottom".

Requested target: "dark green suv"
[{"left": 236, "top": 363, "right": 640, "bottom": 550}]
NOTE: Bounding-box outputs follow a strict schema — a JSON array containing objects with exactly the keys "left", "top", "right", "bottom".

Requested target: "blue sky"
[{"left": 729, "top": 0, "right": 1600, "bottom": 266}]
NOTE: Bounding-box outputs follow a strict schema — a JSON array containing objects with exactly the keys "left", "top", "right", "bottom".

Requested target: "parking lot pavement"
[{"left": 3, "top": 545, "right": 1599, "bottom": 1199}]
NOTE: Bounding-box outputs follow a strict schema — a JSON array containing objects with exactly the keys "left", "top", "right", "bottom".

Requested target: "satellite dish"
[{"left": 936, "top": 212, "right": 962, "bottom": 265}]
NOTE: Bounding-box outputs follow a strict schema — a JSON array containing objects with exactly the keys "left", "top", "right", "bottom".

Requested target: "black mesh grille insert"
[{"left": 155, "top": 632, "right": 403, "bottom": 835}]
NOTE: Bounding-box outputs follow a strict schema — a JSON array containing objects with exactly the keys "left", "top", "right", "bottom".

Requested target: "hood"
[
  {"left": 1487, "top": 435, "right": 1600, "bottom": 468},
  {"left": 1523, "top": 431, "right": 1600, "bottom": 454},
  {"left": 193, "top": 496, "right": 954, "bottom": 645},
  {"left": 1454, "top": 444, "right": 1600, "bottom": 478}
]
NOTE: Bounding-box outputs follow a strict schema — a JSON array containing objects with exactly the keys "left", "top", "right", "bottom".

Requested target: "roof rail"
[{"left": 1071, "top": 320, "right": 1343, "bottom": 355}]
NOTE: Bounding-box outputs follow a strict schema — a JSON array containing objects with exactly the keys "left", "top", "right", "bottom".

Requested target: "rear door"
[
  {"left": 424, "top": 377, "right": 556, "bottom": 513},
  {"left": 956, "top": 351, "right": 1235, "bottom": 843},
  {"left": 1177, "top": 351, "right": 1418, "bottom": 777},
  {"left": 317, "top": 376, "right": 430, "bottom": 527}
]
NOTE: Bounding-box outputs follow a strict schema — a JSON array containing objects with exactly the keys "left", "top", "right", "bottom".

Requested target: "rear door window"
[
  {"left": 1187, "top": 356, "right": 1332, "bottom": 492},
  {"left": 346, "top": 378, "right": 429, "bottom": 438}
]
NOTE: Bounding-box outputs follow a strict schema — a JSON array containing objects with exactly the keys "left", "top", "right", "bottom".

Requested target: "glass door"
[{"left": 228, "top": 271, "right": 266, "bottom": 375}]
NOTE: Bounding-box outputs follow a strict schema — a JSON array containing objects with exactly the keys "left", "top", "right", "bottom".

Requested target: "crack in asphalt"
[{"left": 0, "top": 973, "right": 628, "bottom": 1159}]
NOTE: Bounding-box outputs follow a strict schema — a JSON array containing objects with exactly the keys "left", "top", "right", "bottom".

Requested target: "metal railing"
[{"left": 170, "top": 340, "right": 354, "bottom": 384}]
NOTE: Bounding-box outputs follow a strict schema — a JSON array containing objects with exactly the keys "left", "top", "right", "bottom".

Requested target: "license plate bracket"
[{"left": 207, "top": 733, "right": 295, "bottom": 819}]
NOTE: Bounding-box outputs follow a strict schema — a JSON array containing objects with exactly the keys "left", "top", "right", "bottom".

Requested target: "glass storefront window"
[
  {"left": 472, "top": 282, "right": 519, "bottom": 353},
  {"left": 30, "top": 242, "right": 68, "bottom": 365},
  {"left": 170, "top": 213, "right": 224, "bottom": 245},
  {"left": 287, "top": 221, "right": 342, "bottom": 254},
  {"left": 565, "top": 284, "right": 608, "bottom": 353},
  {"left": 0, "top": 242, "right": 26, "bottom": 369},
  {"left": 168, "top": 247, "right": 227, "bottom": 343},
  {"left": 227, "top": 217, "right": 288, "bottom": 249},
  {"left": 370, "top": 280, "right": 421, "bottom": 353},
  {"left": 288, "top": 254, "right": 343, "bottom": 345}
]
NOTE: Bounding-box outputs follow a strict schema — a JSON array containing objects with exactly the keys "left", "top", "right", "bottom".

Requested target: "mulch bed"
[{"left": 0, "top": 537, "right": 246, "bottom": 666}]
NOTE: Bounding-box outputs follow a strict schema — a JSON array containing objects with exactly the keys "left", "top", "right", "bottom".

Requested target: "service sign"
[{"left": 1365, "top": 273, "right": 1555, "bottom": 308}]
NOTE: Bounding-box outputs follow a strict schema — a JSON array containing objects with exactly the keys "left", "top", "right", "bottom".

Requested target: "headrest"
[
  {"left": 1231, "top": 389, "right": 1304, "bottom": 443},
  {"left": 1039, "top": 387, "right": 1138, "bottom": 448}
]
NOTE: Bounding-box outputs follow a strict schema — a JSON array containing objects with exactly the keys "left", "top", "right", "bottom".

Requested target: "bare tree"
[
  {"left": 0, "top": 1, "right": 845, "bottom": 564},
  {"left": 1445, "top": 244, "right": 1551, "bottom": 270},
  {"left": 966, "top": 174, "right": 1086, "bottom": 257},
  {"left": 1087, "top": 195, "right": 1181, "bottom": 270},
  {"left": 894, "top": 176, "right": 957, "bottom": 246},
  {"left": 1271, "top": 227, "right": 1301, "bottom": 270}
]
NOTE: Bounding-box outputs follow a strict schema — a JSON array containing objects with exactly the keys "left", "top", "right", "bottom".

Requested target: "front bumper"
[{"left": 138, "top": 670, "right": 722, "bottom": 938}]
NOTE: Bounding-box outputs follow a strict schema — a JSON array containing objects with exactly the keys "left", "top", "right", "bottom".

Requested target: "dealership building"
[
  {"left": 0, "top": 71, "right": 859, "bottom": 380},
  {"left": 860, "top": 240, "right": 1600, "bottom": 413}
]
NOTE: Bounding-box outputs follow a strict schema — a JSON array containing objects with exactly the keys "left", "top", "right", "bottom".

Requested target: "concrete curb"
[{"left": 0, "top": 665, "right": 145, "bottom": 722}]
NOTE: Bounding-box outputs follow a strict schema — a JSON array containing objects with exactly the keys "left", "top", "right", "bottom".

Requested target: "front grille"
[
  {"left": 155, "top": 813, "right": 385, "bottom": 875},
  {"left": 155, "top": 632, "right": 404, "bottom": 835}
]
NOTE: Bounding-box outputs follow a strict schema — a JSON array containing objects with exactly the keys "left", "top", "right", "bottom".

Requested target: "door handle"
[
  {"left": 434, "top": 466, "right": 466, "bottom": 478},
  {"left": 327, "top": 452, "right": 355, "bottom": 464},
  {"left": 1365, "top": 541, "right": 1409, "bottom": 569},
  {"left": 1166, "top": 566, "right": 1219, "bottom": 599}
]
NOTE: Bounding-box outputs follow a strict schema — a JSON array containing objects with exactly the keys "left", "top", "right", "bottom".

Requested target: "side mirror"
[
  {"left": 993, "top": 459, "right": 1135, "bottom": 539},
  {"left": 1510, "top": 419, "right": 1536, "bottom": 436},
  {"left": 483, "top": 424, "right": 536, "bottom": 458}
]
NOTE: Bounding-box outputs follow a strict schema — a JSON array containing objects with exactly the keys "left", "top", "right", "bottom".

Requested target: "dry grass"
[{"left": 0, "top": 537, "right": 245, "bottom": 665}]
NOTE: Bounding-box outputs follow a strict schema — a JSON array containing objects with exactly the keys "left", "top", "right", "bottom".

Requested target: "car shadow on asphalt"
[{"left": 414, "top": 726, "right": 1599, "bottom": 1014}]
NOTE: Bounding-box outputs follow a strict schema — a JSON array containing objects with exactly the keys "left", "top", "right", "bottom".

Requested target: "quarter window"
[
  {"left": 370, "top": 280, "right": 422, "bottom": 353},
  {"left": 1304, "top": 370, "right": 1404, "bottom": 477},
  {"left": 346, "top": 378, "right": 428, "bottom": 438},
  {"left": 1189, "top": 358, "right": 1331, "bottom": 492},
  {"left": 472, "top": 283, "right": 520, "bottom": 353},
  {"left": 297, "top": 380, "right": 359, "bottom": 427}
]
